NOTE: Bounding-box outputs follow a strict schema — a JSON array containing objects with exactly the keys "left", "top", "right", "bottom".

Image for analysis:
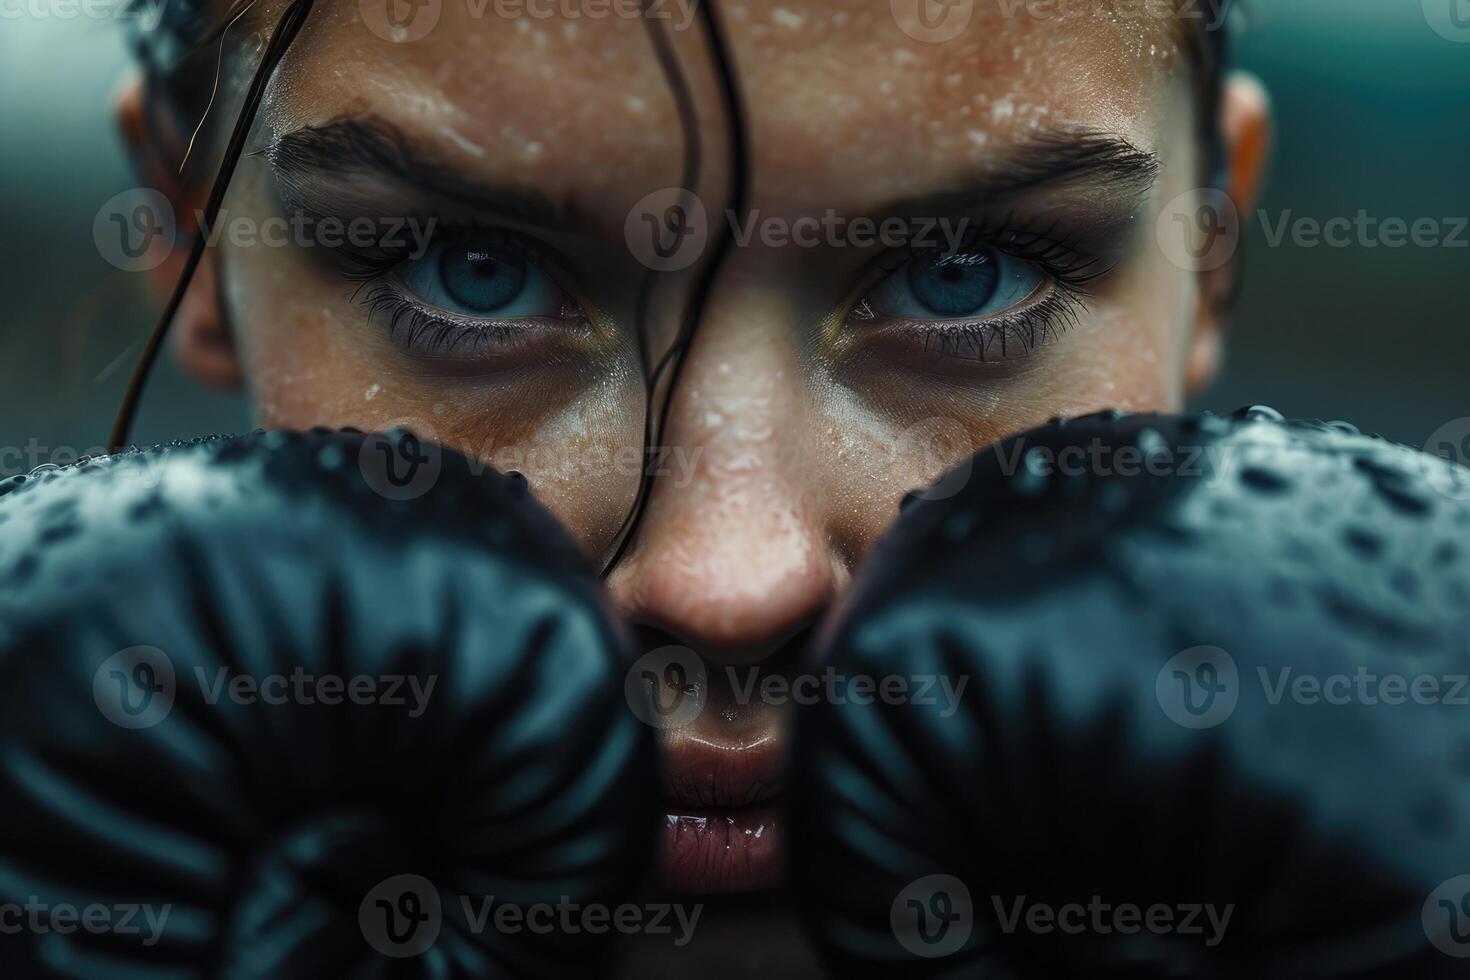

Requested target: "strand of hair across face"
[
  {"left": 108, "top": 0, "right": 317, "bottom": 452},
  {"left": 598, "top": 0, "right": 703, "bottom": 576},
  {"left": 600, "top": 0, "right": 752, "bottom": 578}
]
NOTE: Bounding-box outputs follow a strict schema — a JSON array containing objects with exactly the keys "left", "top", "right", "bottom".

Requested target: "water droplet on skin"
[{"left": 771, "top": 7, "right": 804, "bottom": 29}]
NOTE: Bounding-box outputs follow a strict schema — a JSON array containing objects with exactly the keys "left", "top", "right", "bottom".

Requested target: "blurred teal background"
[{"left": 1, "top": 0, "right": 1467, "bottom": 469}]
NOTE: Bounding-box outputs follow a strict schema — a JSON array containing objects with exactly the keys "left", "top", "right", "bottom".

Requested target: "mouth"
[{"left": 660, "top": 725, "right": 785, "bottom": 894}]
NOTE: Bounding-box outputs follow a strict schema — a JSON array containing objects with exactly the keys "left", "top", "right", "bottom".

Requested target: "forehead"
[{"left": 259, "top": 0, "right": 1190, "bottom": 208}]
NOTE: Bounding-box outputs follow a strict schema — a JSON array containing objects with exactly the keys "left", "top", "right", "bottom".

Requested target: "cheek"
[
  {"left": 815, "top": 300, "right": 1186, "bottom": 565},
  {"left": 219, "top": 168, "right": 370, "bottom": 427},
  {"left": 218, "top": 188, "right": 643, "bottom": 558},
  {"left": 1065, "top": 304, "right": 1184, "bottom": 412},
  {"left": 815, "top": 385, "right": 1002, "bottom": 566}
]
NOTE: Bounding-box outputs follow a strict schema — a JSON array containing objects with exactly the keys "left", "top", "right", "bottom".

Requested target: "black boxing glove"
[
  {"left": 790, "top": 410, "right": 1470, "bottom": 978},
  {"left": 0, "top": 429, "right": 657, "bottom": 978}
]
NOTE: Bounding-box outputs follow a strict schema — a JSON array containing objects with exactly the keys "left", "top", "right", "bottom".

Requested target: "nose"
[{"left": 605, "top": 295, "right": 840, "bottom": 665}]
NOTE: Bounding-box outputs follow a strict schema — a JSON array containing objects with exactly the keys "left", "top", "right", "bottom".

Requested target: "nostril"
[
  {"left": 628, "top": 624, "right": 816, "bottom": 733},
  {"left": 613, "top": 542, "right": 838, "bottom": 666},
  {"left": 627, "top": 610, "right": 822, "bottom": 668},
  {"left": 630, "top": 623, "right": 813, "bottom": 669},
  {"left": 631, "top": 623, "right": 816, "bottom": 730}
]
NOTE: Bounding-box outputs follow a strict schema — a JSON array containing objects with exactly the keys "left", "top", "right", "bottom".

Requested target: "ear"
[
  {"left": 115, "top": 74, "right": 243, "bottom": 390},
  {"left": 1185, "top": 70, "right": 1272, "bottom": 397}
]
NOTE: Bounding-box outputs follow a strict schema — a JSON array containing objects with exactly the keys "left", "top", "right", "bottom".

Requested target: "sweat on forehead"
[
  {"left": 239, "top": 1, "right": 1195, "bottom": 201},
  {"left": 168, "top": 0, "right": 1209, "bottom": 95}
]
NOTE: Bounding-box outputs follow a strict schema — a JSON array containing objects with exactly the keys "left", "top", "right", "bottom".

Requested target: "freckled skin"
[{"left": 208, "top": 0, "right": 1213, "bottom": 920}]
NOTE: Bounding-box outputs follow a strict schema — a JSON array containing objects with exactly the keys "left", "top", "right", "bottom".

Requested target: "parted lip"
[
  {"left": 661, "top": 805, "right": 782, "bottom": 895},
  {"left": 659, "top": 713, "right": 787, "bottom": 893},
  {"left": 638, "top": 625, "right": 803, "bottom": 894},
  {"left": 661, "top": 726, "right": 782, "bottom": 810}
]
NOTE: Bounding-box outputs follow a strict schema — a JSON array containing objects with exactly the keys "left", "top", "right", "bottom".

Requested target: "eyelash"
[
  {"left": 356, "top": 282, "right": 531, "bottom": 355},
  {"left": 851, "top": 216, "right": 1111, "bottom": 362},
  {"left": 335, "top": 221, "right": 582, "bottom": 355},
  {"left": 333, "top": 215, "right": 1107, "bottom": 361},
  {"left": 869, "top": 290, "right": 1087, "bottom": 362}
]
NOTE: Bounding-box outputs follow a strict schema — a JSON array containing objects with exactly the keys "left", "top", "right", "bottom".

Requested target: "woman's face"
[{"left": 152, "top": 0, "right": 1250, "bottom": 895}]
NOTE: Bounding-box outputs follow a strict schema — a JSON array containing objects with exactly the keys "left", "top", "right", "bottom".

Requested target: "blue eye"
[
  {"left": 396, "top": 240, "right": 563, "bottom": 318},
  {"left": 865, "top": 245, "right": 1047, "bottom": 320}
]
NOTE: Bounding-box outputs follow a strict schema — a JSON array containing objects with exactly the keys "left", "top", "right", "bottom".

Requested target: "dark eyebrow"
[
  {"left": 261, "top": 116, "right": 568, "bottom": 228},
  {"left": 883, "top": 128, "right": 1162, "bottom": 217}
]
